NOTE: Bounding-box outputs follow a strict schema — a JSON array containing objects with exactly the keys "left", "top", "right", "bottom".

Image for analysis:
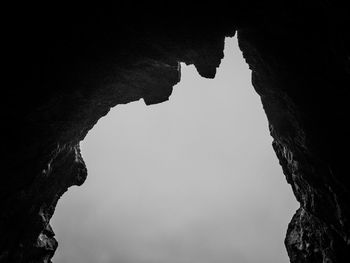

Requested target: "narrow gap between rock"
[{"left": 52, "top": 36, "right": 298, "bottom": 263}]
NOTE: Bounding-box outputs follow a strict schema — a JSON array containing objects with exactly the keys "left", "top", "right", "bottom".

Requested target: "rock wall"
[
  {"left": 1, "top": 2, "right": 349, "bottom": 262},
  {"left": 237, "top": 5, "right": 350, "bottom": 260}
]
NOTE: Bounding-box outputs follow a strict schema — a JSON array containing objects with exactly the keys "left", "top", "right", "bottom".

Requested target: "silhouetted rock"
[{"left": 1, "top": 2, "right": 349, "bottom": 262}]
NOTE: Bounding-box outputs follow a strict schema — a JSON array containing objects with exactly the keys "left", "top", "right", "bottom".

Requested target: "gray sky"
[{"left": 52, "top": 37, "right": 298, "bottom": 263}]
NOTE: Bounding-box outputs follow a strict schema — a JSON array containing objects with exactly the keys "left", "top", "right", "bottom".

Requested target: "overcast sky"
[{"left": 52, "top": 37, "right": 298, "bottom": 263}]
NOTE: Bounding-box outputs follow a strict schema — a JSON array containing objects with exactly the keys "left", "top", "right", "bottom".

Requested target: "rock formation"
[{"left": 1, "top": 2, "right": 349, "bottom": 262}]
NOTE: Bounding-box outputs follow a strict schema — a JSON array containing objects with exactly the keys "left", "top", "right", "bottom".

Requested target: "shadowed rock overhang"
[{"left": 1, "top": 2, "right": 350, "bottom": 262}]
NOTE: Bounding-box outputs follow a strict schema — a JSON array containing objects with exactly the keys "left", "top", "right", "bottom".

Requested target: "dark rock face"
[
  {"left": 237, "top": 5, "right": 350, "bottom": 260},
  {"left": 2, "top": 2, "right": 349, "bottom": 262}
]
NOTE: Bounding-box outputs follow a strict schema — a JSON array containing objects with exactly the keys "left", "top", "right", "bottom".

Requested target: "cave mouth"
[{"left": 51, "top": 37, "right": 297, "bottom": 263}]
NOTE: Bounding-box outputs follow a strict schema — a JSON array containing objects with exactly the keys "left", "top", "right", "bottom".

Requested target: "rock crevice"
[{"left": 2, "top": 2, "right": 349, "bottom": 262}]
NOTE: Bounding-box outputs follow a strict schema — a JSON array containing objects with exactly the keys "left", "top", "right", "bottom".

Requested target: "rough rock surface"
[{"left": 2, "top": 2, "right": 349, "bottom": 262}]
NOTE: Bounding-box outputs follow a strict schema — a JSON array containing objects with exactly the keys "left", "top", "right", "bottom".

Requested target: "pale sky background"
[{"left": 52, "top": 37, "right": 298, "bottom": 263}]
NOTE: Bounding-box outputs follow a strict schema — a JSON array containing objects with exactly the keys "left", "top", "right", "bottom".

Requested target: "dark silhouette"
[{"left": 2, "top": 2, "right": 349, "bottom": 262}]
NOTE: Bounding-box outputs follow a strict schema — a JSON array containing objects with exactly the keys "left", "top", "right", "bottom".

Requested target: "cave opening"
[{"left": 51, "top": 37, "right": 298, "bottom": 263}]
